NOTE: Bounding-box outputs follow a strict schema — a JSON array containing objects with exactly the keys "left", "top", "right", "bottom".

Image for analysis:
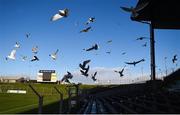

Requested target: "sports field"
[{"left": 0, "top": 83, "right": 96, "bottom": 113}]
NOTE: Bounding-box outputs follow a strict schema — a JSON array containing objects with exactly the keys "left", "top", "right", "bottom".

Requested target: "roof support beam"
[{"left": 150, "top": 22, "right": 156, "bottom": 80}]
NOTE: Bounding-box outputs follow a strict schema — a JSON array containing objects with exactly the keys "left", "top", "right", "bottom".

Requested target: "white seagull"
[
  {"left": 51, "top": 8, "right": 69, "bottom": 21},
  {"left": 6, "top": 49, "right": 16, "bottom": 60},
  {"left": 14, "top": 42, "right": 20, "bottom": 48},
  {"left": 32, "top": 46, "right": 38, "bottom": 54},
  {"left": 49, "top": 49, "right": 59, "bottom": 60},
  {"left": 86, "top": 17, "right": 95, "bottom": 25}
]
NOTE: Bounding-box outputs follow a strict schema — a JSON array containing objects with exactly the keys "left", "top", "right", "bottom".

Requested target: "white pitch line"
[
  {"left": 0, "top": 100, "right": 56, "bottom": 113},
  {"left": 0, "top": 103, "right": 38, "bottom": 113}
]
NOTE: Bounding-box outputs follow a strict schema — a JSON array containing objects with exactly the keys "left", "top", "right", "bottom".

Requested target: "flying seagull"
[
  {"left": 79, "top": 59, "right": 91, "bottom": 70},
  {"left": 80, "top": 66, "right": 89, "bottom": 77},
  {"left": 114, "top": 66, "right": 126, "bottom": 77},
  {"left": 51, "top": 8, "right": 69, "bottom": 21},
  {"left": 64, "top": 71, "right": 73, "bottom": 79},
  {"left": 83, "top": 44, "right": 99, "bottom": 51},
  {"left": 107, "top": 40, "right": 112, "bottom": 44},
  {"left": 142, "top": 42, "right": 147, "bottom": 47},
  {"left": 6, "top": 49, "right": 16, "bottom": 60},
  {"left": 14, "top": 42, "right": 20, "bottom": 48},
  {"left": 26, "top": 33, "right": 31, "bottom": 38},
  {"left": 106, "top": 51, "right": 111, "bottom": 54},
  {"left": 125, "top": 59, "right": 145, "bottom": 66},
  {"left": 91, "top": 71, "right": 97, "bottom": 81},
  {"left": 31, "top": 56, "right": 39, "bottom": 62},
  {"left": 120, "top": 1, "right": 149, "bottom": 17},
  {"left": 122, "top": 52, "right": 126, "bottom": 55},
  {"left": 21, "top": 55, "right": 27, "bottom": 61},
  {"left": 79, "top": 59, "right": 90, "bottom": 77},
  {"left": 32, "top": 46, "right": 38, "bottom": 54},
  {"left": 136, "top": 37, "right": 149, "bottom": 41},
  {"left": 61, "top": 71, "right": 73, "bottom": 83},
  {"left": 86, "top": 17, "right": 95, "bottom": 25},
  {"left": 172, "top": 55, "right": 177, "bottom": 63},
  {"left": 80, "top": 27, "right": 91, "bottom": 33},
  {"left": 49, "top": 49, "right": 59, "bottom": 60}
]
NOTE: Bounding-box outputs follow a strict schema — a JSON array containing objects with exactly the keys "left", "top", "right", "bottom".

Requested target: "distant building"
[
  {"left": 37, "top": 70, "right": 57, "bottom": 83},
  {"left": 0, "top": 76, "right": 25, "bottom": 83}
]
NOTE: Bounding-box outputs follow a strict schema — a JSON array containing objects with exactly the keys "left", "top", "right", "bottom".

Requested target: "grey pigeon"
[
  {"left": 125, "top": 59, "right": 145, "bottom": 66},
  {"left": 83, "top": 44, "right": 99, "bottom": 51},
  {"left": 51, "top": 8, "right": 69, "bottom": 21},
  {"left": 114, "top": 66, "right": 126, "bottom": 77},
  {"left": 172, "top": 55, "right": 177, "bottom": 63},
  {"left": 136, "top": 37, "right": 149, "bottom": 41},
  {"left": 80, "top": 27, "right": 91, "bottom": 33},
  {"left": 91, "top": 71, "right": 97, "bottom": 81},
  {"left": 26, "top": 33, "right": 31, "bottom": 38},
  {"left": 79, "top": 59, "right": 91, "bottom": 70},
  {"left": 80, "top": 66, "right": 89, "bottom": 77},
  {"left": 31, "top": 56, "right": 39, "bottom": 62},
  {"left": 107, "top": 40, "right": 112, "bottom": 44},
  {"left": 142, "top": 42, "right": 147, "bottom": 47}
]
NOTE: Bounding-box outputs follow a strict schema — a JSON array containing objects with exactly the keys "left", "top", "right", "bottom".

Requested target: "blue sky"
[{"left": 0, "top": 0, "right": 179, "bottom": 84}]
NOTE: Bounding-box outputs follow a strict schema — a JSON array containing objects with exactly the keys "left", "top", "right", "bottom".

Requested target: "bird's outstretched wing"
[
  {"left": 31, "top": 56, "right": 39, "bottom": 61},
  {"left": 80, "top": 70, "right": 88, "bottom": 77},
  {"left": 135, "top": 59, "right": 145, "bottom": 64},
  {"left": 107, "top": 40, "right": 112, "bottom": 43},
  {"left": 114, "top": 70, "right": 119, "bottom": 73},
  {"left": 85, "top": 47, "right": 94, "bottom": 51},
  {"left": 84, "top": 65, "right": 90, "bottom": 72},
  {"left": 125, "top": 62, "right": 134, "bottom": 65},
  {"left": 55, "top": 49, "right": 59, "bottom": 55},
  {"left": 122, "top": 52, "right": 126, "bottom": 55},
  {"left": 7, "top": 49, "right": 16, "bottom": 60},
  {"left": 79, "top": 63, "right": 84, "bottom": 69},
  {"left": 10, "top": 49, "right": 16, "bottom": 57},
  {"left": 83, "top": 60, "right": 91, "bottom": 66},
  {"left": 121, "top": 67, "right": 125, "bottom": 73},
  {"left": 67, "top": 71, "right": 71, "bottom": 75},
  {"left": 93, "top": 71, "right": 97, "bottom": 77},
  {"left": 51, "top": 13, "right": 63, "bottom": 21},
  {"left": 120, "top": 7, "right": 132, "bottom": 12},
  {"left": 80, "top": 27, "right": 91, "bottom": 33},
  {"left": 135, "top": 1, "right": 149, "bottom": 12},
  {"left": 80, "top": 70, "right": 85, "bottom": 74}
]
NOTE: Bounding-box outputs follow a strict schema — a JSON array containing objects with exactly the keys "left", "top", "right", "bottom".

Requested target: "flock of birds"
[
  {"left": 6, "top": 41, "right": 59, "bottom": 62},
  {"left": 4, "top": 6, "right": 179, "bottom": 84}
]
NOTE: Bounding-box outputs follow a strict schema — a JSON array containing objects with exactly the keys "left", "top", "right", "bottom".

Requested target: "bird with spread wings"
[{"left": 125, "top": 59, "right": 145, "bottom": 66}]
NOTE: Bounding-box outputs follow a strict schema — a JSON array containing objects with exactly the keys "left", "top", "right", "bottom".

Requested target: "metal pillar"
[
  {"left": 29, "top": 84, "right": 43, "bottom": 114},
  {"left": 150, "top": 22, "right": 156, "bottom": 80},
  {"left": 164, "top": 57, "right": 168, "bottom": 76},
  {"left": 54, "top": 86, "right": 63, "bottom": 114}
]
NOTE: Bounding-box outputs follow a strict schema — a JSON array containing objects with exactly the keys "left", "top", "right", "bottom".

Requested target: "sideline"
[
  {"left": 0, "top": 100, "right": 54, "bottom": 113},
  {"left": 0, "top": 103, "right": 38, "bottom": 113}
]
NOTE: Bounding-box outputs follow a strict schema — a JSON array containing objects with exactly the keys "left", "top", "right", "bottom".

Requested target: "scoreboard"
[{"left": 37, "top": 70, "right": 57, "bottom": 82}]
